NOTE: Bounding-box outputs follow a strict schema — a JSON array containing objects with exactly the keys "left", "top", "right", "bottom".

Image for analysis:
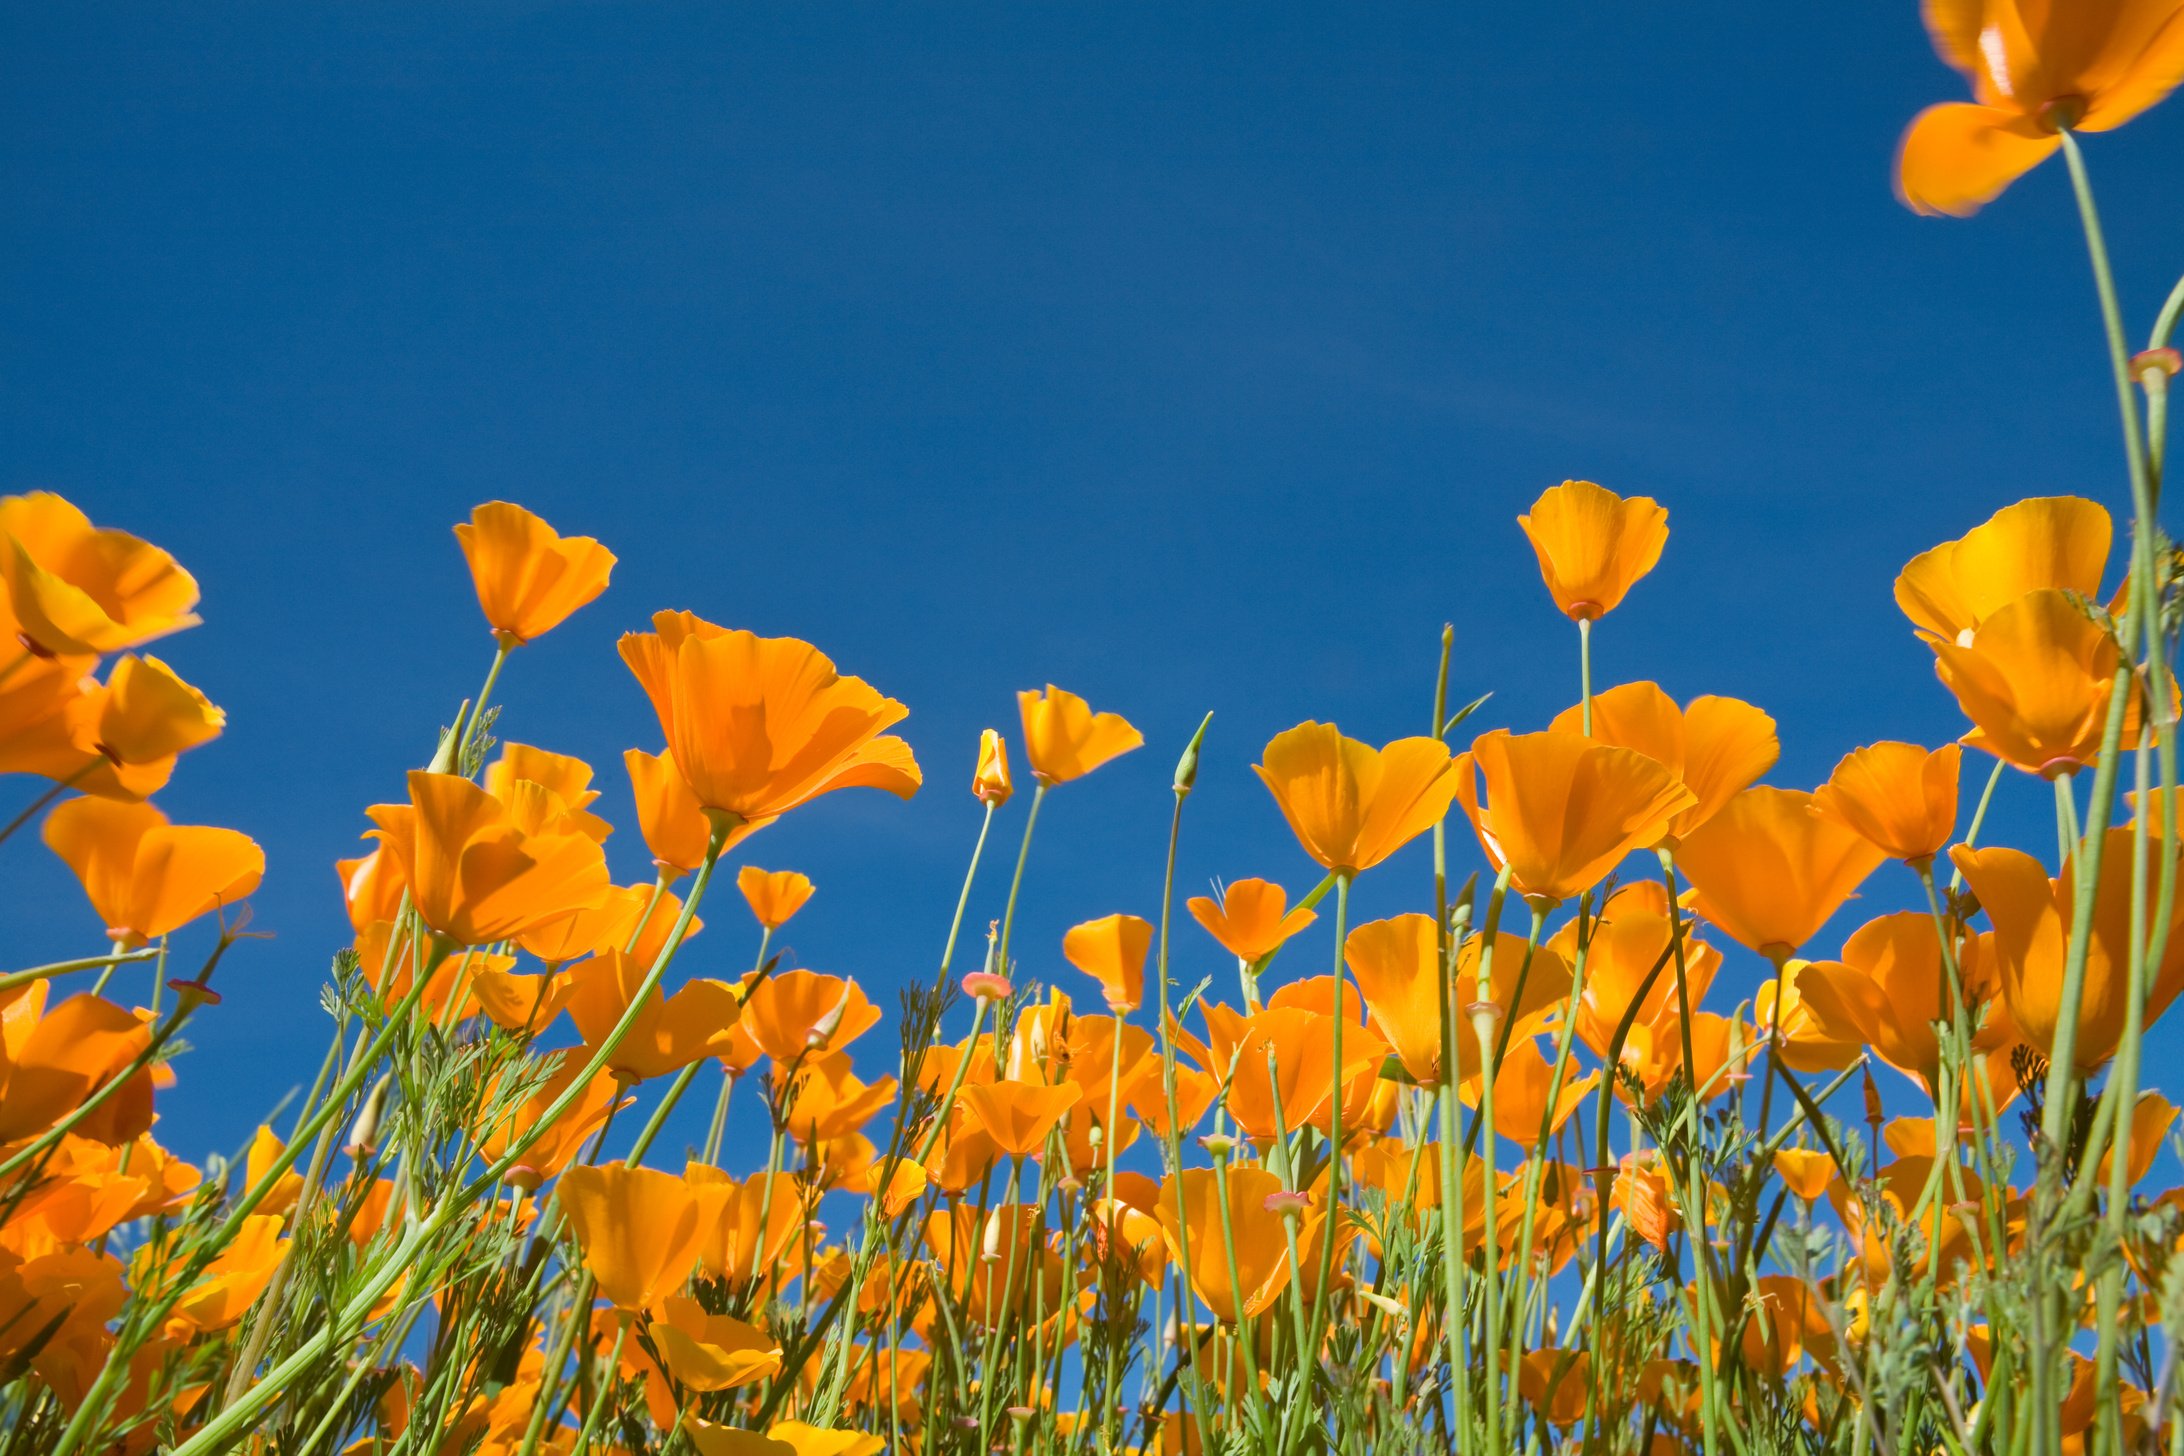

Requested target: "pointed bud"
[
  {"left": 973, "top": 729, "right": 1014, "bottom": 808},
  {"left": 346, "top": 1073, "right": 395, "bottom": 1159},
  {"left": 1173, "top": 711, "right": 1214, "bottom": 796}
]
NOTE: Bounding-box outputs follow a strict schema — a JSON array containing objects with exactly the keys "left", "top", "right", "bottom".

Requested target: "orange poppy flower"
[
  {"left": 482, "top": 744, "right": 612, "bottom": 843},
  {"left": 473, "top": 1051, "right": 622, "bottom": 1190},
  {"left": 1773, "top": 1148, "right": 1836, "bottom": 1204},
  {"left": 159, "top": 1214, "right": 285, "bottom": 1336},
  {"left": 681, "top": 1424, "right": 798, "bottom": 1456},
  {"left": 1256, "top": 722, "right": 1462, "bottom": 877},
  {"left": 1546, "top": 682, "right": 1777, "bottom": 842},
  {"left": 1792, "top": 912, "right": 2017, "bottom": 1102},
  {"left": 690, "top": 1167, "right": 812, "bottom": 1286},
  {"left": 1515, "top": 1348, "right": 1591, "bottom": 1427},
  {"left": 43, "top": 797, "right": 263, "bottom": 947},
  {"left": 1895, "top": 497, "right": 2111, "bottom": 644},
  {"left": 565, "top": 948, "right": 744, "bottom": 1083},
  {"left": 558, "top": 1161, "right": 709, "bottom": 1309},
  {"left": 1516, "top": 480, "right": 1668, "bottom": 622},
  {"left": 780, "top": 1052, "right": 898, "bottom": 1142},
  {"left": 1677, "top": 787, "right": 1886, "bottom": 960},
  {"left": 1452, "top": 728, "right": 1694, "bottom": 906},
  {"left": 647, "top": 1297, "right": 782, "bottom": 1393},
  {"left": 49, "top": 654, "right": 225, "bottom": 802},
  {"left": 452, "top": 501, "right": 614, "bottom": 647},
  {"left": 0, "top": 985, "right": 156, "bottom": 1145},
  {"left": 335, "top": 846, "right": 407, "bottom": 934},
  {"left": 620, "top": 612, "right": 921, "bottom": 826},
  {"left": 955, "top": 1081, "right": 1082, "bottom": 1158},
  {"left": 1219, "top": 1005, "right": 1389, "bottom": 1142},
  {"left": 737, "top": 866, "right": 815, "bottom": 931},
  {"left": 1953, "top": 828, "right": 2184, "bottom": 1070},
  {"left": 0, "top": 493, "right": 201, "bottom": 657},
  {"left": 1553, "top": 882, "right": 1721, "bottom": 1062},
  {"left": 514, "top": 882, "right": 692, "bottom": 966},
  {"left": 1061, "top": 913, "right": 1153, "bottom": 1012},
  {"left": 2099, "top": 1092, "right": 2179, "bottom": 1187},
  {"left": 1898, "top": 3, "right": 2184, "bottom": 217},
  {"left": 1812, "top": 742, "right": 1961, "bottom": 865},
  {"left": 1462, "top": 1038, "right": 1597, "bottom": 1145},
  {"left": 1932, "top": 589, "right": 2133, "bottom": 777},
  {"left": 365, "top": 770, "right": 611, "bottom": 947},
  {"left": 1016, "top": 686, "right": 1143, "bottom": 785},
  {"left": 623, "top": 747, "right": 721, "bottom": 878},
  {"left": 1186, "top": 878, "right": 1316, "bottom": 962},
  {"left": 738, "top": 968, "right": 882, "bottom": 1063},
  {"left": 1753, "top": 962, "right": 1865, "bottom": 1074},
  {"left": 1343, "top": 916, "right": 1569, "bottom": 1085},
  {"left": 974, "top": 728, "right": 1013, "bottom": 806},
  {"left": 1154, "top": 1165, "right": 1337, "bottom": 1324}
]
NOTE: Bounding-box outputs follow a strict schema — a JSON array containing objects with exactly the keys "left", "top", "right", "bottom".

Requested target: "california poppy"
[
  {"left": 1517, "top": 480, "right": 1669, "bottom": 622},
  {"left": 453, "top": 502, "right": 614, "bottom": 647},
  {"left": 1017, "top": 686, "right": 1143, "bottom": 785},
  {"left": 974, "top": 728, "right": 1014, "bottom": 806},
  {"left": 738, "top": 968, "right": 882, "bottom": 1063},
  {"left": 1552, "top": 882, "right": 1721, "bottom": 1062},
  {"left": 779, "top": 1052, "right": 898, "bottom": 1143},
  {"left": 1061, "top": 913, "right": 1153, "bottom": 1012},
  {"left": 515, "top": 882, "right": 691, "bottom": 966},
  {"left": 2099, "top": 1092, "right": 2179, "bottom": 1187},
  {"left": 1897, "top": 3, "right": 2184, "bottom": 217},
  {"left": 1932, "top": 589, "right": 2132, "bottom": 777},
  {"left": 482, "top": 743, "right": 612, "bottom": 844},
  {"left": 159, "top": 1214, "right": 286, "bottom": 1335},
  {"left": 1154, "top": 1165, "right": 1341, "bottom": 1324},
  {"left": 43, "top": 796, "right": 263, "bottom": 947},
  {"left": 558, "top": 1162, "right": 709, "bottom": 1310},
  {"left": 61, "top": 655, "right": 224, "bottom": 801},
  {"left": 1896, "top": 497, "right": 2111, "bottom": 644},
  {"left": 1256, "top": 722, "right": 1462, "bottom": 876},
  {"left": 623, "top": 747, "right": 718, "bottom": 878},
  {"left": 648, "top": 1297, "right": 783, "bottom": 1391},
  {"left": 474, "top": 1051, "right": 621, "bottom": 1190},
  {"left": 738, "top": 866, "right": 816, "bottom": 932},
  {"left": 565, "top": 948, "right": 744, "bottom": 1083},
  {"left": 1812, "top": 741, "right": 1961, "bottom": 866},
  {"left": 1753, "top": 962, "right": 1865, "bottom": 1074},
  {"left": 1953, "top": 828, "right": 2184, "bottom": 1070},
  {"left": 1452, "top": 729, "right": 1694, "bottom": 906},
  {"left": 0, "top": 985, "right": 157, "bottom": 1145},
  {"left": 0, "top": 493, "right": 201, "bottom": 657},
  {"left": 1462, "top": 1038, "right": 1597, "bottom": 1145},
  {"left": 1187, "top": 878, "right": 1316, "bottom": 963},
  {"left": 364, "top": 771, "right": 610, "bottom": 947},
  {"left": 1220, "top": 1005, "right": 1389, "bottom": 1142},
  {"left": 955, "top": 1080, "right": 1082, "bottom": 1158},
  {"left": 1677, "top": 787, "right": 1886, "bottom": 960},
  {"left": 1546, "top": 682, "right": 1777, "bottom": 842},
  {"left": 1343, "top": 916, "right": 1568, "bottom": 1085},
  {"left": 621, "top": 612, "right": 921, "bottom": 827}
]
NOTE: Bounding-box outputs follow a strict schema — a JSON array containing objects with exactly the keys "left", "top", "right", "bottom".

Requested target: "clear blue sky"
[{"left": 5, "top": 3, "right": 2181, "bottom": 1163}]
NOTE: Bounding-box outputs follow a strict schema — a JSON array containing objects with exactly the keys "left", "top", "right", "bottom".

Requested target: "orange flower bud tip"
[{"left": 960, "top": 971, "right": 1012, "bottom": 1002}]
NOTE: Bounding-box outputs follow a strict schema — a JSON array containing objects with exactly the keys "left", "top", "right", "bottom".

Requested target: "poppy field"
[{"left": 7, "top": 6, "right": 2184, "bottom": 1456}]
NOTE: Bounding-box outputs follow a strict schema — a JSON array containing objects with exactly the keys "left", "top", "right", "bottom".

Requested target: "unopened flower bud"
[
  {"left": 807, "top": 984, "right": 853, "bottom": 1049},
  {"left": 973, "top": 729, "right": 1014, "bottom": 808},
  {"left": 346, "top": 1073, "right": 394, "bottom": 1159},
  {"left": 1173, "top": 711, "right": 1214, "bottom": 796},
  {"left": 981, "top": 1207, "right": 1007, "bottom": 1263}
]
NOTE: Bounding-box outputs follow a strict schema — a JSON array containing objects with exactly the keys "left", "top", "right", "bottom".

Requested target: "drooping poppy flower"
[
  {"left": 1553, "top": 882, "right": 1721, "bottom": 1062},
  {"left": 483, "top": 743, "right": 612, "bottom": 843},
  {"left": 648, "top": 1297, "right": 783, "bottom": 1391},
  {"left": 1452, "top": 728, "right": 1694, "bottom": 906},
  {"left": 955, "top": 1080, "right": 1082, "bottom": 1158},
  {"left": 623, "top": 747, "right": 721, "bottom": 879},
  {"left": 43, "top": 796, "right": 263, "bottom": 947},
  {"left": 1187, "top": 878, "right": 1317, "bottom": 963},
  {"left": 737, "top": 866, "right": 815, "bottom": 932},
  {"left": 1897, "top": 4, "right": 2184, "bottom": 217},
  {"left": 1256, "top": 722, "right": 1462, "bottom": 877},
  {"left": 1517, "top": 480, "right": 1669, "bottom": 622},
  {"left": 1547, "top": 682, "right": 1777, "bottom": 843},
  {"left": 737, "top": 969, "right": 882, "bottom": 1063},
  {"left": 1932, "top": 589, "right": 2134, "bottom": 778},
  {"left": 1953, "top": 828, "right": 2184, "bottom": 1070},
  {"left": 55, "top": 655, "right": 224, "bottom": 801},
  {"left": 1812, "top": 742, "right": 1962, "bottom": 866},
  {"left": 1061, "top": 913, "right": 1153, "bottom": 1012},
  {"left": 452, "top": 501, "right": 614, "bottom": 647},
  {"left": 621, "top": 612, "right": 921, "bottom": 827},
  {"left": 1342, "top": 916, "right": 1569, "bottom": 1085},
  {"left": 1016, "top": 686, "right": 1143, "bottom": 785},
  {"left": 1896, "top": 497, "right": 2112, "bottom": 644},
  {"left": 364, "top": 770, "right": 611, "bottom": 947},
  {"left": 0, "top": 985, "right": 157, "bottom": 1145},
  {"left": 564, "top": 948, "right": 744, "bottom": 1083},
  {"left": 0, "top": 493, "right": 201, "bottom": 657},
  {"left": 558, "top": 1162, "right": 709, "bottom": 1310},
  {"left": 973, "top": 728, "right": 1013, "bottom": 806},
  {"left": 1677, "top": 787, "right": 1886, "bottom": 960}
]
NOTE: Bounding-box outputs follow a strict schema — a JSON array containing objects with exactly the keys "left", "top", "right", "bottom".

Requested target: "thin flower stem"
[
  {"left": 1578, "top": 618, "right": 1594, "bottom": 737},
  {"left": 994, "top": 784, "right": 1048, "bottom": 982},
  {"left": 0, "top": 773, "right": 79, "bottom": 851},
  {"left": 0, "top": 945, "right": 156, "bottom": 994}
]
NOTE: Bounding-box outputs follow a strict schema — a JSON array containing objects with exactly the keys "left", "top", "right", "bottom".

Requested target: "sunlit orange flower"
[
  {"left": 0, "top": 493, "right": 201, "bottom": 657},
  {"left": 1754, "top": 962, "right": 1864, "bottom": 1074},
  {"left": 565, "top": 948, "right": 744, "bottom": 1083},
  {"left": 1617, "top": 1010, "right": 1742, "bottom": 1105},
  {"left": 243, "top": 1125, "right": 306, "bottom": 1218},
  {"left": 2100, "top": 1092, "right": 2179, "bottom": 1187},
  {"left": 1344, "top": 916, "right": 1569, "bottom": 1085},
  {"left": 922, "top": 1203, "right": 1071, "bottom": 1328},
  {"left": 1898, "top": 6, "right": 2184, "bottom": 217},
  {"left": 365, "top": 770, "right": 611, "bottom": 947},
  {"left": 43, "top": 796, "right": 264, "bottom": 946},
  {"left": 483, "top": 743, "right": 612, "bottom": 843},
  {"left": 335, "top": 846, "right": 406, "bottom": 933},
  {"left": 1462, "top": 1038, "right": 1597, "bottom": 1145},
  {"left": 738, "top": 866, "right": 815, "bottom": 931},
  {"left": 1061, "top": 913, "right": 1152, "bottom": 1012},
  {"left": 956, "top": 1080, "right": 1082, "bottom": 1158},
  {"left": 159, "top": 1214, "right": 285, "bottom": 1335},
  {"left": 1517, "top": 480, "right": 1668, "bottom": 622},
  {"left": 648, "top": 1297, "right": 782, "bottom": 1391},
  {"left": 1186, "top": 878, "right": 1316, "bottom": 963},
  {"left": 766, "top": 1423, "right": 887, "bottom": 1456},
  {"left": 1678, "top": 787, "right": 1886, "bottom": 960},
  {"left": 1812, "top": 741, "right": 1961, "bottom": 865},
  {"left": 1219, "top": 1006, "right": 1389, "bottom": 1142},
  {"left": 0, "top": 985, "right": 156, "bottom": 1145},
  {"left": 1773, "top": 1148, "right": 1836, "bottom": 1203},
  {"left": 1554, "top": 882, "right": 1721, "bottom": 1062},
  {"left": 738, "top": 969, "right": 881, "bottom": 1063},
  {"left": 514, "top": 881, "right": 693, "bottom": 966},
  {"left": 779, "top": 1052, "right": 897, "bottom": 1142},
  {"left": 559, "top": 1162, "right": 710, "bottom": 1309},
  {"left": 50, "top": 655, "right": 225, "bottom": 801},
  {"left": 1932, "top": 589, "right": 2134, "bottom": 777},
  {"left": 868, "top": 1155, "right": 931, "bottom": 1217},
  {"left": 1515, "top": 1348, "right": 1591, "bottom": 1427},
  {"left": 621, "top": 613, "right": 921, "bottom": 827},
  {"left": 1155, "top": 1166, "right": 1340, "bottom": 1324},
  {"left": 452, "top": 501, "right": 614, "bottom": 647},
  {"left": 690, "top": 1166, "right": 811, "bottom": 1286},
  {"left": 1795, "top": 912, "right": 2017, "bottom": 1109},
  {"left": 974, "top": 728, "right": 1013, "bottom": 806},
  {"left": 623, "top": 747, "right": 721, "bottom": 879},
  {"left": 476, "top": 1050, "right": 622, "bottom": 1191},
  {"left": 1547, "top": 682, "right": 1777, "bottom": 842},
  {"left": 1453, "top": 728, "right": 1694, "bottom": 906},
  {"left": 1954, "top": 827, "right": 2184, "bottom": 1070},
  {"left": 1256, "top": 722, "right": 1462, "bottom": 877},
  {"left": 1896, "top": 497, "right": 2112, "bottom": 643},
  {"left": 1016, "top": 686, "right": 1143, "bottom": 785}
]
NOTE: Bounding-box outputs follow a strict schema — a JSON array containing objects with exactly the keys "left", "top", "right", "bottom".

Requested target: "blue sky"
[{"left": 4, "top": 3, "right": 2182, "bottom": 1164}]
